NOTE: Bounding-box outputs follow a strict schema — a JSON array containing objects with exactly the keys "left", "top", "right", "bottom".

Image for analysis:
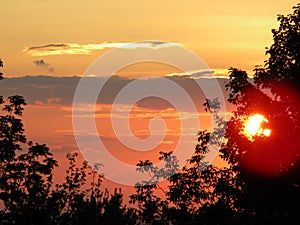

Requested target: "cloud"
[
  {"left": 54, "top": 129, "right": 74, "bottom": 134},
  {"left": 23, "top": 42, "right": 183, "bottom": 56},
  {"left": 47, "top": 97, "right": 61, "bottom": 104},
  {"left": 34, "top": 100, "right": 43, "bottom": 105},
  {"left": 34, "top": 97, "right": 61, "bottom": 105},
  {"left": 0, "top": 75, "right": 233, "bottom": 112},
  {"left": 166, "top": 68, "right": 229, "bottom": 79},
  {"left": 0, "top": 76, "right": 81, "bottom": 105},
  {"left": 33, "top": 59, "right": 54, "bottom": 72}
]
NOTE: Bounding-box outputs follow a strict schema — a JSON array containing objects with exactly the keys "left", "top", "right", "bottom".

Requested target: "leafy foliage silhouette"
[
  {"left": 0, "top": 60, "right": 134, "bottom": 225},
  {"left": 130, "top": 4, "right": 300, "bottom": 225}
]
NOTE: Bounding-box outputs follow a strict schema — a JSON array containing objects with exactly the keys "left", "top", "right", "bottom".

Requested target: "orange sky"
[
  {"left": 1, "top": 0, "right": 299, "bottom": 77},
  {"left": 1, "top": 0, "right": 299, "bottom": 187}
]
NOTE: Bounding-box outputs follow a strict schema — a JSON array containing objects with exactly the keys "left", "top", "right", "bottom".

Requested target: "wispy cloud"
[
  {"left": 47, "top": 97, "right": 61, "bottom": 104},
  {"left": 34, "top": 97, "right": 61, "bottom": 105},
  {"left": 23, "top": 41, "right": 182, "bottom": 56},
  {"left": 33, "top": 59, "right": 54, "bottom": 72},
  {"left": 165, "top": 68, "right": 229, "bottom": 79}
]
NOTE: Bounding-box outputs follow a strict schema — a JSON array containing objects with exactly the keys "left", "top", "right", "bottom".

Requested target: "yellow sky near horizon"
[{"left": 1, "top": 0, "right": 299, "bottom": 77}]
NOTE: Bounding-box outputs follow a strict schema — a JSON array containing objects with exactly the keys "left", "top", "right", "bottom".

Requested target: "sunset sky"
[
  {"left": 1, "top": 0, "right": 298, "bottom": 77},
  {"left": 1, "top": 0, "right": 299, "bottom": 187}
]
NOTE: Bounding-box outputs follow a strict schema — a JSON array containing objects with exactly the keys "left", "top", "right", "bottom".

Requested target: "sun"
[{"left": 243, "top": 114, "right": 271, "bottom": 141}]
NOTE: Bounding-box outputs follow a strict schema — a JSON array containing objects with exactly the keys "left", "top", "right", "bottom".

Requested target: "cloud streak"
[
  {"left": 165, "top": 68, "right": 230, "bottom": 79},
  {"left": 0, "top": 75, "right": 233, "bottom": 111},
  {"left": 23, "top": 42, "right": 182, "bottom": 56}
]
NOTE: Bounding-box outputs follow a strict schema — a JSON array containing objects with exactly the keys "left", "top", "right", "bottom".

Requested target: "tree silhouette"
[
  {"left": 51, "top": 153, "right": 132, "bottom": 225},
  {"left": 225, "top": 4, "right": 300, "bottom": 224},
  {"left": 0, "top": 59, "right": 3, "bottom": 80},
  {"left": 130, "top": 107, "right": 242, "bottom": 225},
  {"left": 131, "top": 4, "right": 300, "bottom": 225},
  {"left": 0, "top": 61, "right": 58, "bottom": 224},
  {"left": 0, "top": 61, "right": 134, "bottom": 225}
]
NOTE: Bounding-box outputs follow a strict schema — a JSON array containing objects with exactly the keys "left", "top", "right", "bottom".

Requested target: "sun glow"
[{"left": 244, "top": 114, "right": 271, "bottom": 140}]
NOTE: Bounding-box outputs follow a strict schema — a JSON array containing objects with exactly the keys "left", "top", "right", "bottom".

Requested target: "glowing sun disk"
[{"left": 244, "top": 114, "right": 271, "bottom": 140}]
